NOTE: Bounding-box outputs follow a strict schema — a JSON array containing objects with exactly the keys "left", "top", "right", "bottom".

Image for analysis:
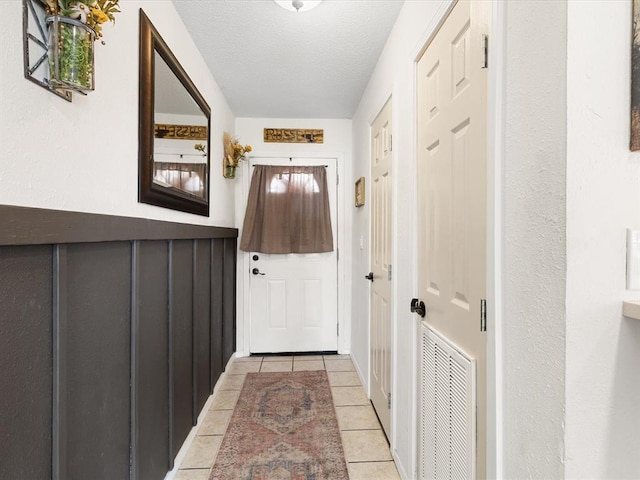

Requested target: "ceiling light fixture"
[{"left": 274, "top": 0, "right": 322, "bottom": 13}]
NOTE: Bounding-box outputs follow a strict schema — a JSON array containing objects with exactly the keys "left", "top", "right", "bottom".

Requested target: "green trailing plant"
[
  {"left": 53, "top": 20, "right": 93, "bottom": 88},
  {"left": 45, "top": 0, "right": 120, "bottom": 90}
]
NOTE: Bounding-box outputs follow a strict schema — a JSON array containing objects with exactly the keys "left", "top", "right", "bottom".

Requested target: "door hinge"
[
  {"left": 388, "top": 264, "right": 392, "bottom": 281},
  {"left": 389, "top": 134, "right": 393, "bottom": 152},
  {"left": 480, "top": 299, "right": 487, "bottom": 332},
  {"left": 337, "top": 248, "right": 339, "bottom": 261},
  {"left": 337, "top": 172, "right": 339, "bottom": 185},
  {"left": 481, "top": 34, "right": 489, "bottom": 69},
  {"left": 337, "top": 323, "right": 339, "bottom": 336},
  {"left": 387, "top": 392, "right": 391, "bottom": 409}
]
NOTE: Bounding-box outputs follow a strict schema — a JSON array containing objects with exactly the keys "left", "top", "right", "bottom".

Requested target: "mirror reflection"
[{"left": 153, "top": 52, "right": 208, "bottom": 200}]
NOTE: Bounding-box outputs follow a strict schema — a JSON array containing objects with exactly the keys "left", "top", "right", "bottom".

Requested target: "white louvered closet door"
[
  {"left": 421, "top": 325, "right": 476, "bottom": 480},
  {"left": 416, "top": 0, "right": 489, "bottom": 476}
]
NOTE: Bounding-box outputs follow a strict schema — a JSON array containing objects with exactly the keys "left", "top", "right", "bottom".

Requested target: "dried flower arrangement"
[{"left": 223, "top": 132, "right": 252, "bottom": 178}]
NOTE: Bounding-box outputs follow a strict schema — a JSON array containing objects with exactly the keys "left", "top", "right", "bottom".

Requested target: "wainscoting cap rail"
[{"left": 0, "top": 205, "right": 238, "bottom": 246}]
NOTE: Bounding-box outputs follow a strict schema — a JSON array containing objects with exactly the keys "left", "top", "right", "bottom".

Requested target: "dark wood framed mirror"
[{"left": 139, "top": 10, "right": 211, "bottom": 216}]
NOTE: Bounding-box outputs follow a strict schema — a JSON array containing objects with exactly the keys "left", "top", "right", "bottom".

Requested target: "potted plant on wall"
[{"left": 44, "top": 0, "right": 120, "bottom": 93}]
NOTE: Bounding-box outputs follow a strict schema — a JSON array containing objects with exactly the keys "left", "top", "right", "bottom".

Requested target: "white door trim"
[
  {"left": 409, "top": 1, "right": 506, "bottom": 478},
  {"left": 485, "top": 1, "right": 506, "bottom": 477},
  {"left": 235, "top": 151, "right": 348, "bottom": 357}
]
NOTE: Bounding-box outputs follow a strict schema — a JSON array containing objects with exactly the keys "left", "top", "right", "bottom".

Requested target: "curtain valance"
[{"left": 239, "top": 165, "right": 334, "bottom": 254}]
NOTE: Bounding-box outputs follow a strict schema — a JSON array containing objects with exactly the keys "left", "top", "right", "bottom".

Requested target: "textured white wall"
[
  {"left": 351, "top": 2, "right": 442, "bottom": 477},
  {"left": 233, "top": 117, "right": 352, "bottom": 357},
  {"left": 501, "top": 1, "right": 567, "bottom": 478},
  {"left": 566, "top": 2, "right": 640, "bottom": 478},
  {"left": 0, "top": 1, "right": 235, "bottom": 226}
]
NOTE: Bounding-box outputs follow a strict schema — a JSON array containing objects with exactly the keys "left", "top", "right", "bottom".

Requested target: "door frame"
[
  {"left": 410, "top": 0, "right": 506, "bottom": 478},
  {"left": 235, "top": 151, "right": 348, "bottom": 357}
]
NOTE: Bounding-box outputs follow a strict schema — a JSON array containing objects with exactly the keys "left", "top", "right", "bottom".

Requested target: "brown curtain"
[
  {"left": 240, "top": 165, "right": 334, "bottom": 254},
  {"left": 153, "top": 162, "right": 206, "bottom": 198}
]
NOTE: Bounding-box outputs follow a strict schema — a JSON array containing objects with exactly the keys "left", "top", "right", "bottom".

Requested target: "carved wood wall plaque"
[
  {"left": 263, "top": 128, "right": 324, "bottom": 144},
  {"left": 154, "top": 124, "right": 208, "bottom": 140}
]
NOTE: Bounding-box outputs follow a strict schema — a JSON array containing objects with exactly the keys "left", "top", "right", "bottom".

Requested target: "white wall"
[
  {"left": 351, "top": 2, "right": 443, "bottom": 478},
  {"left": 565, "top": 2, "right": 640, "bottom": 478},
  {"left": 501, "top": 1, "right": 568, "bottom": 478},
  {"left": 234, "top": 117, "right": 352, "bottom": 357},
  {"left": 0, "top": 1, "right": 236, "bottom": 226}
]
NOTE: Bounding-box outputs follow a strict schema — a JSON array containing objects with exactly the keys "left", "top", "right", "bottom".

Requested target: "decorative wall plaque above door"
[{"left": 263, "top": 128, "right": 324, "bottom": 144}]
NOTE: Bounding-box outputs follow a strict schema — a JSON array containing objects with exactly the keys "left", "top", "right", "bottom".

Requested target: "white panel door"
[
  {"left": 417, "top": 1, "right": 489, "bottom": 478},
  {"left": 248, "top": 157, "right": 338, "bottom": 353},
  {"left": 369, "top": 99, "right": 393, "bottom": 437}
]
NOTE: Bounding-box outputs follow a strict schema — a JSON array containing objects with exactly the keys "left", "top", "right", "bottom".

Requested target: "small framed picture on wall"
[{"left": 355, "top": 177, "right": 365, "bottom": 207}]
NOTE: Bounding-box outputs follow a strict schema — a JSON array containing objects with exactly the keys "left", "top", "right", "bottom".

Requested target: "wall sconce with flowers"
[
  {"left": 44, "top": 0, "right": 120, "bottom": 93},
  {"left": 23, "top": 0, "right": 119, "bottom": 99},
  {"left": 222, "top": 132, "right": 252, "bottom": 179}
]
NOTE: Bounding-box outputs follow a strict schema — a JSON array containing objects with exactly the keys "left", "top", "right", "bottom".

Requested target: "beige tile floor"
[{"left": 171, "top": 354, "right": 401, "bottom": 480}]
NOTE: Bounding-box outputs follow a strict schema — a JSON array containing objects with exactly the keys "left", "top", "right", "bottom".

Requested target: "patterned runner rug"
[{"left": 209, "top": 370, "right": 349, "bottom": 480}]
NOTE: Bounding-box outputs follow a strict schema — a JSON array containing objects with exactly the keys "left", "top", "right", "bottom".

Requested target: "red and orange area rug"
[{"left": 209, "top": 370, "right": 348, "bottom": 480}]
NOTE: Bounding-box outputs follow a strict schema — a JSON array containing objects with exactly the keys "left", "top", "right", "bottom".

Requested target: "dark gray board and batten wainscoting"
[{"left": 0, "top": 205, "right": 237, "bottom": 480}]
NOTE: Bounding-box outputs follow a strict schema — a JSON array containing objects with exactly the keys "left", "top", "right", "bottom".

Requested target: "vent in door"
[{"left": 420, "top": 324, "right": 476, "bottom": 479}]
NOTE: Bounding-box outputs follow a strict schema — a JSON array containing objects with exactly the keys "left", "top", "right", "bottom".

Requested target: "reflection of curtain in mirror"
[
  {"left": 240, "top": 165, "right": 333, "bottom": 254},
  {"left": 153, "top": 162, "right": 206, "bottom": 197}
]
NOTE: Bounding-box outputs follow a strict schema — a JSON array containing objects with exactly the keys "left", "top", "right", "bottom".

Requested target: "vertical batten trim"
[
  {"left": 221, "top": 239, "right": 227, "bottom": 365},
  {"left": 52, "top": 244, "right": 68, "bottom": 480},
  {"left": 191, "top": 239, "right": 198, "bottom": 425},
  {"left": 214, "top": 239, "right": 217, "bottom": 395},
  {"left": 130, "top": 240, "right": 139, "bottom": 480},
  {"left": 207, "top": 240, "right": 213, "bottom": 395},
  {"left": 232, "top": 239, "right": 237, "bottom": 354},
  {"left": 167, "top": 240, "right": 175, "bottom": 470}
]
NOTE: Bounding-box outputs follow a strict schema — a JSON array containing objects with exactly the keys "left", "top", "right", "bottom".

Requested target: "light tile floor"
[{"left": 171, "top": 354, "right": 400, "bottom": 480}]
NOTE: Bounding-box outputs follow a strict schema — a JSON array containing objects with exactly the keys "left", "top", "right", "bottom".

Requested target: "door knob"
[
  {"left": 410, "top": 298, "right": 426, "bottom": 318},
  {"left": 252, "top": 268, "right": 265, "bottom": 276},
  {"left": 365, "top": 272, "right": 374, "bottom": 282}
]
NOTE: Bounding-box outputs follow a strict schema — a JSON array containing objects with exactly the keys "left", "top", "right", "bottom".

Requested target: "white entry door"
[
  {"left": 248, "top": 157, "right": 338, "bottom": 353},
  {"left": 417, "top": 0, "right": 489, "bottom": 477},
  {"left": 369, "top": 98, "right": 393, "bottom": 437}
]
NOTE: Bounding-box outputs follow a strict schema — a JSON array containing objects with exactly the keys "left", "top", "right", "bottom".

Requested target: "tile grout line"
[
  {"left": 347, "top": 460, "right": 398, "bottom": 464},
  {"left": 339, "top": 428, "right": 382, "bottom": 432}
]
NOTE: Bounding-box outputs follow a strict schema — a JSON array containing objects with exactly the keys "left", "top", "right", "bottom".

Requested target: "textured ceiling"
[{"left": 173, "top": 0, "right": 405, "bottom": 119}]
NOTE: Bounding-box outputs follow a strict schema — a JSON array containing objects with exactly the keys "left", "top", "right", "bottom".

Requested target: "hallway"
[{"left": 169, "top": 355, "right": 401, "bottom": 480}]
